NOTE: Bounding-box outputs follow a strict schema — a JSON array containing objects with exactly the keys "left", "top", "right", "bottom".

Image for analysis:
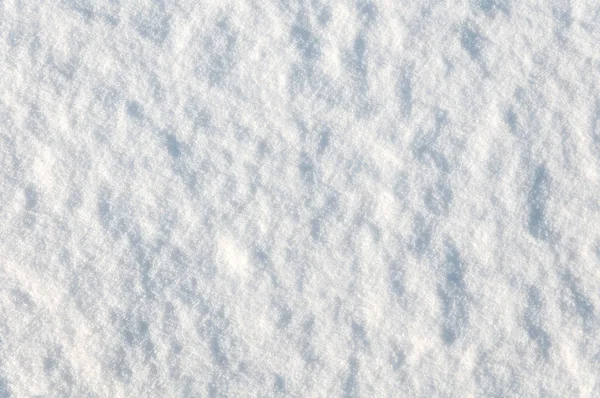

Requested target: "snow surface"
[{"left": 1, "top": 0, "right": 600, "bottom": 396}]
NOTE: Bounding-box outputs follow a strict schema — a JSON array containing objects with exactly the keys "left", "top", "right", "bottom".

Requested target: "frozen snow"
[{"left": 1, "top": 0, "right": 600, "bottom": 396}]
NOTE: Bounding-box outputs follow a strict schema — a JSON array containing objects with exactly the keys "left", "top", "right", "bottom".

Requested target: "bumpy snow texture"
[{"left": 1, "top": 1, "right": 600, "bottom": 397}]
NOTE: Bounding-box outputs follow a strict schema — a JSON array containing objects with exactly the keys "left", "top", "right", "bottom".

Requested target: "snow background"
[{"left": 1, "top": 0, "right": 600, "bottom": 396}]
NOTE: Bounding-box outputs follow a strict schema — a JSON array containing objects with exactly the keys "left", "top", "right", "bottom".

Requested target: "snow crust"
[{"left": 1, "top": 1, "right": 600, "bottom": 396}]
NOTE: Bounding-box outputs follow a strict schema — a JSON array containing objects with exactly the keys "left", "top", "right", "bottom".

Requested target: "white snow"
[{"left": 1, "top": 0, "right": 600, "bottom": 396}]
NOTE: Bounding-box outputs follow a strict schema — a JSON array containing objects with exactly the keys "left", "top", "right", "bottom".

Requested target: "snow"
[{"left": 1, "top": 0, "right": 600, "bottom": 396}]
